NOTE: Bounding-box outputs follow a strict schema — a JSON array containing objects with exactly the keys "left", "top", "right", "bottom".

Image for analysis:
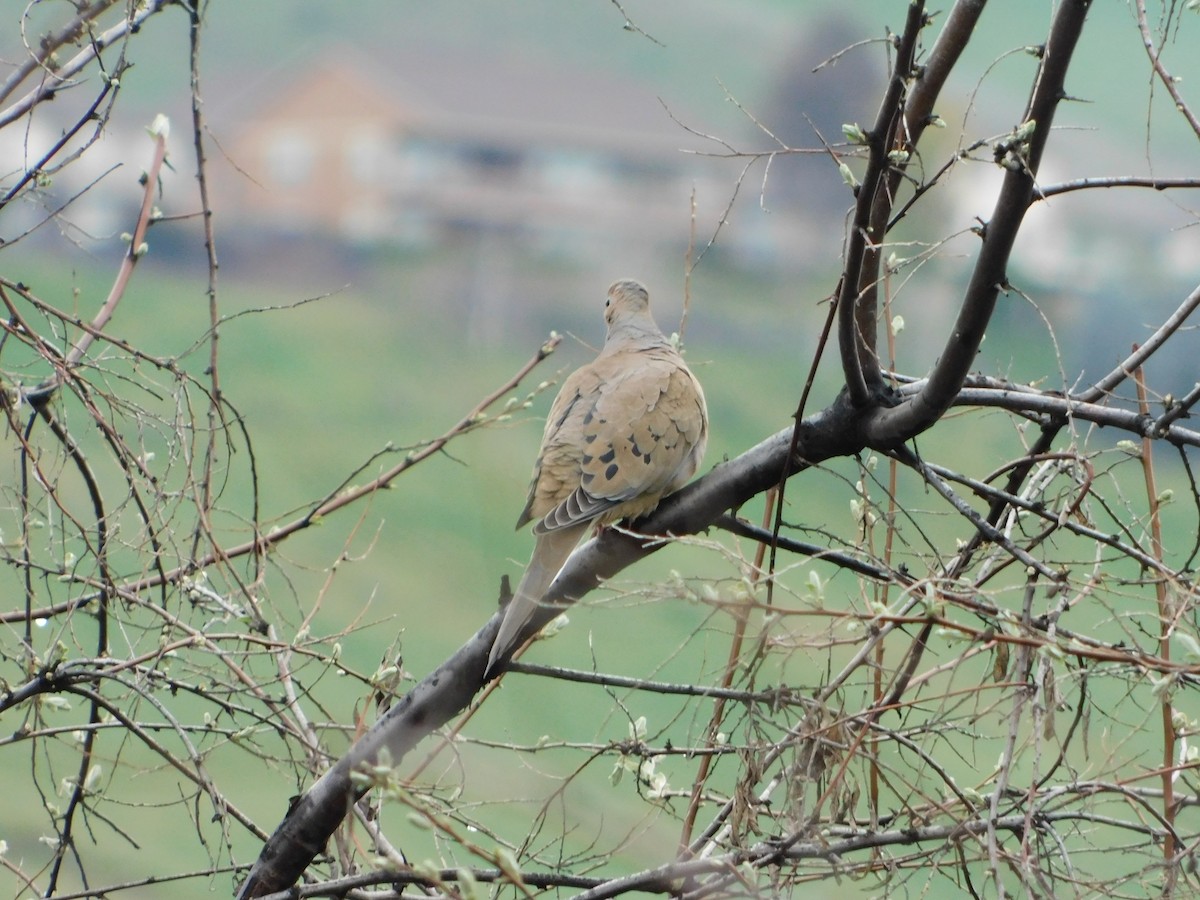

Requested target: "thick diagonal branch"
[
  {"left": 863, "top": 0, "right": 1092, "bottom": 444},
  {"left": 838, "top": 1, "right": 928, "bottom": 403}
]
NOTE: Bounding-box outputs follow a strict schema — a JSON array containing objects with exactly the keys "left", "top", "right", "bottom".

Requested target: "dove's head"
[{"left": 604, "top": 279, "right": 659, "bottom": 341}]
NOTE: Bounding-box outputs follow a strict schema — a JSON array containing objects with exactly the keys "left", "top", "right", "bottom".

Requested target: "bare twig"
[
  {"left": 0, "top": 0, "right": 172, "bottom": 129},
  {"left": 863, "top": 0, "right": 1093, "bottom": 443},
  {"left": 1134, "top": 0, "right": 1200, "bottom": 141}
]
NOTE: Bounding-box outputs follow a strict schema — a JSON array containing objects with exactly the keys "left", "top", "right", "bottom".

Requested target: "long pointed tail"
[{"left": 487, "top": 526, "right": 584, "bottom": 678}]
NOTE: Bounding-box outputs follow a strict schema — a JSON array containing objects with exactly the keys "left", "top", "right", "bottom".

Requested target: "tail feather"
[{"left": 487, "top": 525, "right": 585, "bottom": 677}]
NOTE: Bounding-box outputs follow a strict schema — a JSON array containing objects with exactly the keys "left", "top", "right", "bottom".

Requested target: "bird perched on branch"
[{"left": 485, "top": 279, "right": 708, "bottom": 678}]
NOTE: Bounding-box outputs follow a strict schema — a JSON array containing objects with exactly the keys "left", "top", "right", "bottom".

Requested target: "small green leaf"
[
  {"left": 839, "top": 162, "right": 858, "bottom": 189},
  {"left": 841, "top": 123, "right": 868, "bottom": 145}
]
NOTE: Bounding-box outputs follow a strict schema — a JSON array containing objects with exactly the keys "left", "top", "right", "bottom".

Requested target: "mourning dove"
[{"left": 485, "top": 279, "right": 708, "bottom": 678}]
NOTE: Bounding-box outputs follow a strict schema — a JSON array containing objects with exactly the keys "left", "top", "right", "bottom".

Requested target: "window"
[
  {"left": 345, "top": 128, "right": 388, "bottom": 183},
  {"left": 267, "top": 128, "right": 316, "bottom": 186}
]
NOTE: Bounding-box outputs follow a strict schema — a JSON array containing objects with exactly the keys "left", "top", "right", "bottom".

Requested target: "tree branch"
[
  {"left": 837, "top": 1, "right": 928, "bottom": 404},
  {"left": 1075, "top": 280, "right": 1200, "bottom": 404},
  {"left": 0, "top": 0, "right": 173, "bottom": 129},
  {"left": 863, "top": 0, "right": 1093, "bottom": 444}
]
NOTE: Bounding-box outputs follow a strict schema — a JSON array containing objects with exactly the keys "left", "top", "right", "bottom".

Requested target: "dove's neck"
[{"left": 604, "top": 316, "right": 666, "bottom": 351}]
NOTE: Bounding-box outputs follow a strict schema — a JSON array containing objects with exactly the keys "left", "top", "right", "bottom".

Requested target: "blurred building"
[{"left": 212, "top": 48, "right": 736, "bottom": 254}]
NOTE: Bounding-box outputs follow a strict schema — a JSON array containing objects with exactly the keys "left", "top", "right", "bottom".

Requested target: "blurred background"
[{"left": 3, "top": 1, "right": 1199, "bottom": 895}]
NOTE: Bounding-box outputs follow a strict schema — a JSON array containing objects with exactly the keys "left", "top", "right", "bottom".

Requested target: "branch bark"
[
  {"left": 837, "top": 1, "right": 928, "bottom": 403},
  {"left": 0, "top": 0, "right": 173, "bottom": 129},
  {"left": 862, "top": 0, "right": 1093, "bottom": 444}
]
